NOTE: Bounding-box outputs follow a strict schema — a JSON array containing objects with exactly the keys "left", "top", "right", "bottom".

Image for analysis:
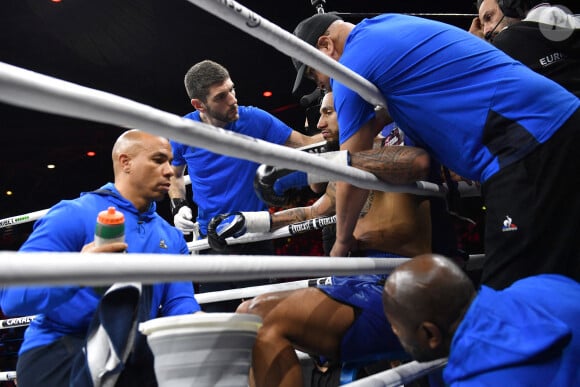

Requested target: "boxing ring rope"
[
  {"left": 345, "top": 358, "right": 448, "bottom": 387},
  {"left": 0, "top": 247, "right": 487, "bottom": 325},
  {"left": 186, "top": 0, "right": 387, "bottom": 110},
  {"left": 0, "top": 316, "right": 36, "bottom": 330},
  {"left": 188, "top": 215, "right": 337, "bottom": 251},
  {"left": 0, "top": 359, "right": 448, "bottom": 385},
  {"left": 0, "top": 209, "right": 50, "bottom": 230},
  {"left": 0, "top": 208, "right": 485, "bottom": 267},
  {"left": 0, "top": 175, "right": 190, "bottom": 230},
  {"left": 0, "top": 251, "right": 408, "bottom": 287},
  {"left": 0, "top": 371, "right": 16, "bottom": 382},
  {"left": 0, "top": 179, "right": 481, "bottom": 230},
  {"left": 0, "top": 62, "right": 442, "bottom": 200}
]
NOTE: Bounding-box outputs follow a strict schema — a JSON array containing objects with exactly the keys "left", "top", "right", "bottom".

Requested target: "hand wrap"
[
  {"left": 207, "top": 211, "right": 271, "bottom": 251},
  {"left": 171, "top": 199, "right": 198, "bottom": 236}
]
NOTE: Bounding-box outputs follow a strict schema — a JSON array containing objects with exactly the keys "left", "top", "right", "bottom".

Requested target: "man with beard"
[
  {"left": 168, "top": 60, "right": 322, "bottom": 311},
  {"left": 208, "top": 91, "right": 436, "bottom": 387},
  {"left": 382, "top": 254, "right": 580, "bottom": 386}
]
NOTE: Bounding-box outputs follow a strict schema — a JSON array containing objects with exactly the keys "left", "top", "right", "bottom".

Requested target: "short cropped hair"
[{"left": 184, "top": 60, "right": 230, "bottom": 101}]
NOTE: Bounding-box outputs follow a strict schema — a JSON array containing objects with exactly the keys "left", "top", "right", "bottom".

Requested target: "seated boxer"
[{"left": 207, "top": 91, "right": 437, "bottom": 387}]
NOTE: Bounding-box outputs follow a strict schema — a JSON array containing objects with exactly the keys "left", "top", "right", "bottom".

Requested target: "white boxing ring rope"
[
  {"left": 0, "top": 361, "right": 448, "bottom": 386},
  {"left": 0, "top": 175, "right": 194, "bottom": 230},
  {"left": 0, "top": 251, "right": 409, "bottom": 287},
  {"left": 0, "top": 209, "right": 50, "bottom": 230},
  {"left": 0, "top": 359, "right": 448, "bottom": 386},
  {"left": 0, "top": 358, "right": 447, "bottom": 386},
  {"left": 0, "top": 371, "right": 17, "bottom": 382},
  {"left": 184, "top": 0, "right": 387, "bottom": 109},
  {"left": 0, "top": 206, "right": 485, "bottom": 269},
  {"left": 345, "top": 358, "right": 448, "bottom": 387},
  {"left": 0, "top": 63, "right": 442, "bottom": 199},
  {"left": 188, "top": 215, "right": 337, "bottom": 251},
  {"left": 0, "top": 315, "right": 37, "bottom": 330},
  {"left": 0, "top": 179, "right": 480, "bottom": 230}
]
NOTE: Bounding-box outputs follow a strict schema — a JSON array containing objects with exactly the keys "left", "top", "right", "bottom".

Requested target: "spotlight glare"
[
  {"left": 47, "top": 164, "right": 56, "bottom": 169},
  {"left": 262, "top": 91, "right": 273, "bottom": 98},
  {"left": 87, "top": 151, "right": 96, "bottom": 157}
]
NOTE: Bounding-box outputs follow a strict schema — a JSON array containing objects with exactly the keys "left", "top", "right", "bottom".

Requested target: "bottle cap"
[{"left": 97, "top": 207, "right": 125, "bottom": 225}]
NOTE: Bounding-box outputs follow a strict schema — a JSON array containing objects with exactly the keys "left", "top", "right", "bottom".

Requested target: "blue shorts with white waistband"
[{"left": 316, "top": 251, "right": 406, "bottom": 363}]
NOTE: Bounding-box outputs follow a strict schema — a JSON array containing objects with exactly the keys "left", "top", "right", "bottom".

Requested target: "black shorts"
[
  {"left": 481, "top": 108, "right": 580, "bottom": 289},
  {"left": 16, "top": 335, "right": 84, "bottom": 387}
]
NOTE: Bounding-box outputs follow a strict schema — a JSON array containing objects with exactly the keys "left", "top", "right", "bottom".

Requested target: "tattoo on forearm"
[
  {"left": 350, "top": 146, "right": 428, "bottom": 184},
  {"left": 271, "top": 207, "right": 309, "bottom": 228}
]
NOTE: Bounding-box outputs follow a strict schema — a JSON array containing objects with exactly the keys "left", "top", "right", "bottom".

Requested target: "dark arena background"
[{"left": 1, "top": 0, "right": 577, "bottom": 385}]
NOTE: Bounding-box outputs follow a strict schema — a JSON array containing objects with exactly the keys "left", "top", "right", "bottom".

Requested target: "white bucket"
[{"left": 139, "top": 313, "right": 262, "bottom": 387}]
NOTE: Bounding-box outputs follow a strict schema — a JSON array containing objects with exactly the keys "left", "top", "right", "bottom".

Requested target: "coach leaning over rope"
[{"left": 291, "top": 12, "right": 580, "bottom": 290}]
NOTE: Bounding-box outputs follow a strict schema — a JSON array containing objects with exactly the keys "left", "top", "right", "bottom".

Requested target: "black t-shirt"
[{"left": 493, "top": 21, "right": 580, "bottom": 98}]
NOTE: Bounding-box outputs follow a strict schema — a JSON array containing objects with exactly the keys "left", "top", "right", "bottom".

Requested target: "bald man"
[
  {"left": 292, "top": 13, "right": 580, "bottom": 291},
  {"left": 1, "top": 129, "right": 201, "bottom": 386},
  {"left": 383, "top": 255, "right": 580, "bottom": 386}
]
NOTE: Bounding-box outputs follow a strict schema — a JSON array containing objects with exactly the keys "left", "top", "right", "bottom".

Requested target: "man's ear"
[
  {"left": 119, "top": 153, "right": 131, "bottom": 173},
  {"left": 316, "top": 35, "right": 334, "bottom": 55},
  {"left": 419, "top": 321, "right": 443, "bottom": 350},
  {"left": 191, "top": 98, "right": 205, "bottom": 112}
]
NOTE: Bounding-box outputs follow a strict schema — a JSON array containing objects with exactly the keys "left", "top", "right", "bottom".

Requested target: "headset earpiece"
[{"left": 497, "top": 0, "right": 528, "bottom": 19}]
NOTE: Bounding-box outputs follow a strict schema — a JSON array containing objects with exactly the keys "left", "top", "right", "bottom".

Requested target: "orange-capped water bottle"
[{"left": 94, "top": 207, "right": 125, "bottom": 247}]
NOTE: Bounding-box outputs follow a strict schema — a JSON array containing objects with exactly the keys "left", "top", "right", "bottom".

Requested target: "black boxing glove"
[
  {"left": 207, "top": 211, "right": 271, "bottom": 252},
  {"left": 254, "top": 150, "right": 349, "bottom": 207},
  {"left": 253, "top": 141, "right": 329, "bottom": 207},
  {"left": 254, "top": 165, "right": 298, "bottom": 207}
]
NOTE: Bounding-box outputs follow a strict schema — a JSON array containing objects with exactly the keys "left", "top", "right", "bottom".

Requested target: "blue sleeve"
[
  {"left": 159, "top": 282, "right": 201, "bottom": 315},
  {"left": 333, "top": 82, "right": 375, "bottom": 145},
  {"left": 273, "top": 171, "right": 309, "bottom": 194},
  {"left": 170, "top": 139, "right": 187, "bottom": 167},
  {"left": 1, "top": 285, "right": 79, "bottom": 316},
  {"left": 20, "top": 200, "right": 92, "bottom": 252},
  {"left": 249, "top": 107, "right": 293, "bottom": 145}
]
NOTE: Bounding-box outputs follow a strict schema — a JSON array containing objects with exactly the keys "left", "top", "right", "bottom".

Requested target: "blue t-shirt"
[
  {"left": 445, "top": 274, "right": 580, "bottom": 385},
  {"left": 171, "top": 106, "right": 292, "bottom": 234},
  {"left": 333, "top": 14, "right": 579, "bottom": 182},
  {"left": 0, "top": 183, "right": 201, "bottom": 354}
]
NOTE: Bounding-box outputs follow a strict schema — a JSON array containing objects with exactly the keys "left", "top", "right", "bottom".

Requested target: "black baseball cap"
[{"left": 292, "top": 13, "right": 342, "bottom": 94}]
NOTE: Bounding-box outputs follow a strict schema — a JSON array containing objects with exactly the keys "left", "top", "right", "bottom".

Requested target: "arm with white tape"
[
  {"left": 193, "top": 214, "right": 338, "bottom": 252},
  {"left": 203, "top": 184, "right": 337, "bottom": 252}
]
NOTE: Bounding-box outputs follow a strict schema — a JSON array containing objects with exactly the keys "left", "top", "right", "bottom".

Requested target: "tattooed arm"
[
  {"left": 270, "top": 183, "right": 336, "bottom": 230},
  {"left": 350, "top": 145, "right": 430, "bottom": 184}
]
